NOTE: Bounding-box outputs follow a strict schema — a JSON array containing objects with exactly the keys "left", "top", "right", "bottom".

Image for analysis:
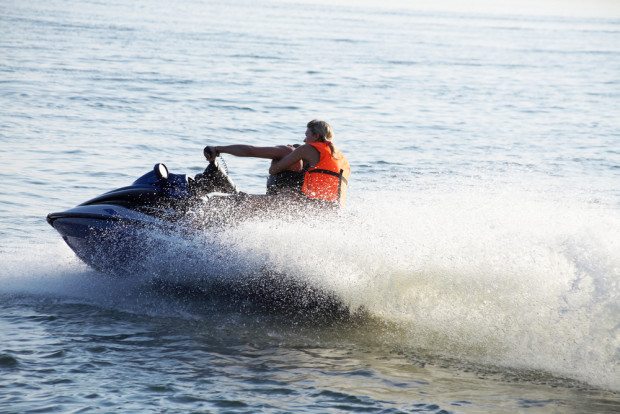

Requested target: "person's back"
[
  {"left": 301, "top": 140, "right": 350, "bottom": 206},
  {"left": 205, "top": 119, "right": 350, "bottom": 209}
]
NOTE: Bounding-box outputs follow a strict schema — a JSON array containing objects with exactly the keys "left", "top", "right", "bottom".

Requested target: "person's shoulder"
[{"left": 298, "top": 143, "right": 321, "bottom": 153}]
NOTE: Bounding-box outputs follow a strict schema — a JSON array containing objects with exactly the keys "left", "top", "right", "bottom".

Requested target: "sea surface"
[{"left": 1, "top": 0, "right": 619, "bottom": 412}]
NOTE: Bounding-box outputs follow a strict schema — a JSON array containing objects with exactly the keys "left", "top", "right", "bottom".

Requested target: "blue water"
[{"left": 1, "top": 0, "right": 619, "bottom": 412}]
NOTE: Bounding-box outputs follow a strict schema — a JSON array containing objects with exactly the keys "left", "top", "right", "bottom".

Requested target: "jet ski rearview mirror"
[{"left": 154, "top": 163, "right": 169, "bottom": 180}]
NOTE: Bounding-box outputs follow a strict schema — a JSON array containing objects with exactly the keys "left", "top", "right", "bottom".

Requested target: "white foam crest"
[
  {"left": 184, "top": 185, "right": 619, "bottom": 390},
  {"left": 0, "top": 242, "right": 90, "bottom": 294},
  {"left": 0, "top": 242, "right": 138, "bottom": 309},
  {"left": 0, "top": 241, "right": 213, "bottom": 317},
  {"left": 350, "top": 189, "right": 618, "bottom": 390},
  {"left": 2, "top": 183, "right": 617, "bottom": 390}
]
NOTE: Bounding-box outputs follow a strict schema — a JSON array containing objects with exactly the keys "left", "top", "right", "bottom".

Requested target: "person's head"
[{"left": 304, "top": 120, "right": 333, "bottom": 144}]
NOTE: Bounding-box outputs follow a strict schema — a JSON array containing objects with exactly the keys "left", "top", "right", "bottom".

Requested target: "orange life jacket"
[{"left": 301, "top": 142, "right": 350, "bottom": 205}]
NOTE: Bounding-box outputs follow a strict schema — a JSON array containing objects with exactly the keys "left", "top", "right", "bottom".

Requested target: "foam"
[
  {"left": 1, "top": 182, "right": 618, "bottom": 390},
  {"left": 184, "top": 184, "right": 619, "bottom": 390}
]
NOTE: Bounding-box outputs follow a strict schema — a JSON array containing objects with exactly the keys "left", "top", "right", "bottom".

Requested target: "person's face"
[{"left": 304, "top": 128, "right": 318, "bottom": 143}]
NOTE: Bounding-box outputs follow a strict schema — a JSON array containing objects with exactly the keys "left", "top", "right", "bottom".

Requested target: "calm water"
[{"left": 1, "top": 0, "right": 619, "bottom": 412}]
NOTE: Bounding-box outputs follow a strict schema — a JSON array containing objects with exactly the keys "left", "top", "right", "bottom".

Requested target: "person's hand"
[{"left": 203, "top": 146, "right": 219, "bottom": 162}]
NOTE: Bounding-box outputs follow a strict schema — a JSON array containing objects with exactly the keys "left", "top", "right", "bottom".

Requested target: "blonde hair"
[
  {"left": 307, "top": 119, "right": 333, "bottom": 141},
  {"left": 307, "top": 119, "right": 341, "bottom": 157}
]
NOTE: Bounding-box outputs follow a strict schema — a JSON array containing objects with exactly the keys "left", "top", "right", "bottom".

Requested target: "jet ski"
[
  {"left": 47, "top": 161, "right": 351, "bottom": 319},
  {"left": 46, "top": 161, "right": 242, "bottom": 274}
]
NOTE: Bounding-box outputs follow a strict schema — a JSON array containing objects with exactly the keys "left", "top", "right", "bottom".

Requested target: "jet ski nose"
[{"left": 46, "top": 212, "right": 57, "bottom": 226}]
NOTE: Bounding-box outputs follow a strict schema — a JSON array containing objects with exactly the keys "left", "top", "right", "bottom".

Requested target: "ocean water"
[{"left": 1, "top": 0, "right": 619, "bottom": 412}]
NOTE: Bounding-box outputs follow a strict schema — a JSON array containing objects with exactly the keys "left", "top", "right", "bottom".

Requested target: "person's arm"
[
  {"left": 269, "top": 144, "right": 319, "bottom": 175},
  {"left": 204, "top": 145, "right": 291, "bottom": 161}
]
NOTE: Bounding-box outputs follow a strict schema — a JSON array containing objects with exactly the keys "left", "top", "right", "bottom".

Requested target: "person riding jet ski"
[{"left": 204, "top": 120, "right": 350, "bottom": 208}]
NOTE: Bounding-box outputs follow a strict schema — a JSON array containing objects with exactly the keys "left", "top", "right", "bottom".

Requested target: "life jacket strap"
[{"left": 307, "top": 168, "right": 349, "bottom": 185}]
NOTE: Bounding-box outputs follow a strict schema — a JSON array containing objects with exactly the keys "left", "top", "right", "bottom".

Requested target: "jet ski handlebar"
[{"left": 189, "top": 158, "right": 238, "bottom": 196}]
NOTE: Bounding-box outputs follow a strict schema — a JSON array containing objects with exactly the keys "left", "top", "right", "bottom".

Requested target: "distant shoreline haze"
[{"left": 286, "top": 0, "right": 620, "bottom": 18}]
